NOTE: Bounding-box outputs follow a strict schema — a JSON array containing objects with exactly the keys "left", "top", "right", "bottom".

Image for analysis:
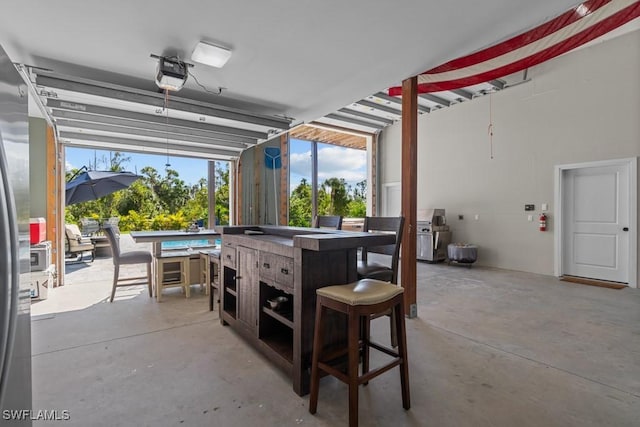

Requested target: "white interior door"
[
  {"left": 382, "top": 183, "right": 401, "bottom": 216},
  {"left": 562, "top": 163, "right": 630, "bottom": 283}
]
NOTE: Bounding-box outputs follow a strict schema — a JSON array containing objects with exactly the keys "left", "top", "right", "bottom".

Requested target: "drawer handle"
[
  {"left": 226, "top": 254, "right": 231, "bottom": 259},
  {"left": 280, "top": 268, "right": 289, "bottom": 275},
  {"left": 263, "top": 263, "right": 270, "bottom": 269}
]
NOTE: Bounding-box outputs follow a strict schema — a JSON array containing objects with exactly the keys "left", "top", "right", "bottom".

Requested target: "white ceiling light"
[{"left": 191, "top": 41, "right": 232, "bottom": 68}]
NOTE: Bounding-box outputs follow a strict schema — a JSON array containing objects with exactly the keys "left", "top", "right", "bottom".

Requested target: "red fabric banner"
[{"left": 388, "top": 0, "right": 640, "bottom": 96}]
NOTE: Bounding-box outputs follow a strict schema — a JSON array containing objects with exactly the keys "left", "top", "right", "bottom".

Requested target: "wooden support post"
[
  {"left": 279, "top": 134, "right": 289, "bottom": 226},
  {"left": 400, "top": 76, "right": 418, "bottom": 318},
  {"left": 45, "top": 126, "right": 65, "bottom": 286}
]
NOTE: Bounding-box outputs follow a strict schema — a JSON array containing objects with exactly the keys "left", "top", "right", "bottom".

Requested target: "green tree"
[
  {"left": 321, "top": 177, "right": 350, "bottom": 216},
  {"left": 141, "top": 166, "right": 190, "bottom": 213},
  {"left": 289, "top": 178, "right": 312, "bottom": 227},
  {"left": 347, "top": 179, "right": 367, "bottom": 217}
]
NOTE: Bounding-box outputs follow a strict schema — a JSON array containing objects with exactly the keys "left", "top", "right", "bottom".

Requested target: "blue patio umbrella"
[{"left": 65, "top": 169, "right": 142, "bottom": 205}]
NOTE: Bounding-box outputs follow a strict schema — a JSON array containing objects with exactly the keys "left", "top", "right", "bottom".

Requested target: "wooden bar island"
[{"left": 217, "top": 225, "right": 396, "bottom": 396}]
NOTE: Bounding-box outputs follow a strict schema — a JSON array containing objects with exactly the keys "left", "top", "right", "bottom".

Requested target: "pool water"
[{"left": 161, "top": 239, "right": 220, "bottom": 249}]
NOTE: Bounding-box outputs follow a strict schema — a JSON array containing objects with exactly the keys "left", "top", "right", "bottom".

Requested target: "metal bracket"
[{"left": 408, "top": 303, "right": 418, "bottom": 318}]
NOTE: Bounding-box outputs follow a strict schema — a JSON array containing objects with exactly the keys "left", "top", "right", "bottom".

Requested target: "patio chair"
[
  {"left": 103, "top": 224, "right": 153, "bottom": 303},
  {"left": 79, "top": 217, "right": 100, "bottom": 236},
  {"left": 105, "top": 217, "right": 120, "bottom": 228},
  {"left": 358, "top": 216, "right": 404, "bottom": 284},
  {"left": 313, "top": 215, "right": 343, "bottom": 230},
  {"left": 358, "top": 216, "right": 405, "bottom": 347},
  {"left": 64, "top": 224, "right": 95, "bottom": 262}
]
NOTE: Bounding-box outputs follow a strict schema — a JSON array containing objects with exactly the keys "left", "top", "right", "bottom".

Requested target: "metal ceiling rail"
[
  {"left": 337, "top": 108, "right": 395, "bottom": 126},
  {"left": 54, "top": 119, "right": 247, "bottom": 151},
  {"left": 315, "top": 77, "right": 513, "bottom": 136},
  {"left": 35, "top": 71, "right": 292, "bottom": 130},
  {"left": 46, "top": 99, "right": 267, "bottom": 140},
  {"left": 323, "top": 113, "right": 386, "bottom": 130},
  {"left": 450, "top": 88, "right": 474, "bottom": 100},
  {"left": 51, "top": 109, "right": 254, "bottom": 145},
  {"left": 63, "top": 139, "right": 233, "bottom": 161},
  {"left": 372, "top": 92, "right": 431, "bottom": 113},
  {"left": 59, "top": 131, "right": 240, "bottom": 159},
  {"left": 418, "top": 93, "right": 452, "bottom": 107},
  {"left": 488, "top": 79, "right": 505, "bottom": 90},
  {"left": 355, "top": 99, "right": 402, "bottom": 116}
]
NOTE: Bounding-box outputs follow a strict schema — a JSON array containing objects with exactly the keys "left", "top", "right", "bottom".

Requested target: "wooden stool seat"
[
  {"left": 316, "top": 279, "right": 404, "bottom": 305},
  {"left": 309, "top": 279, "right": 410, "bottom": 426}
]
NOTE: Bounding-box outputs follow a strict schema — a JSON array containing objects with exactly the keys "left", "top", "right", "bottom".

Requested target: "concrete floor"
[{"left": 30, "top": 236, "right": 640, "bottom": 426}]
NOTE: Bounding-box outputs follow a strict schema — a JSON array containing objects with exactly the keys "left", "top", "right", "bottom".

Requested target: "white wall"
[{"left": 379, "top": 30, "right": 640, "bottom": 280}]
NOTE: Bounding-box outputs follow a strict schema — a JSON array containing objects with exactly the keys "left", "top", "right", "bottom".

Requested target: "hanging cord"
[
  {"left": 488, "top": 93, "right": 494, "bottom": 160},
  {"left": 188, "top": 70, "right": 225, "bottom": 95},
  {"left": 164, "top": 89, "right": 171, "bottom": 168}
]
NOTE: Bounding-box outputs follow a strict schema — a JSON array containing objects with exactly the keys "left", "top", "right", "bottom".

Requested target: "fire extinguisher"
[{"left": 539, "top": 213, "right": 547, "bottom": 232}]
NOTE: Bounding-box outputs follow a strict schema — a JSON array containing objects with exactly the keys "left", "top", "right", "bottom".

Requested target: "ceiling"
[{"left": 0, "top": 0, "right": 584, "bottom": 159}]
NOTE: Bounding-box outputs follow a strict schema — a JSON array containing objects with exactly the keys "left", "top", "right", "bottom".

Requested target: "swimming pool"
[{"left": 161, "top": 239, "right": 220, "bottom": 249}]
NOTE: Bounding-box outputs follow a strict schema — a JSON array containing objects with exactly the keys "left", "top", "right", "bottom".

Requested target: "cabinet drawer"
[
  {"left": 222, "top": 246, "right": 236, "bottom": 268},
  {"left": 275, "top": 257, "right": 294, "bottom": 291},
  {"left": 259, "top": 252, "right": 277, "bottom": 282}
]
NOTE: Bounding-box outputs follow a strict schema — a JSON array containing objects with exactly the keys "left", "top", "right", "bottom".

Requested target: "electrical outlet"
[
  {"left": 528, "top": 215, "right": 533, "bottom": 221},
  {"left": 541, "top": 203, "right": 548, "bottom": 211},
  {"left": 458, "top": 214, "right": 464, "bottom": 220}
]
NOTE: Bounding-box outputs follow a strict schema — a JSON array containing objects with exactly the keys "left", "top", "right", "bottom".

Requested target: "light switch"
[
  {"left": 474, "top": 214, "right": 479, "bottom": 221},
  {"left": 541, "top": 203, "right": 548, "bottom": 211},
  {"left": 528, "top": 215, "right": 533, "bottom": 221}
]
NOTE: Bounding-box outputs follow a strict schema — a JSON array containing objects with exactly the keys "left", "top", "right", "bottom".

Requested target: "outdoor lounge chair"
[{"left": 64, "top": 224, "right": 95, "bottom": 262}]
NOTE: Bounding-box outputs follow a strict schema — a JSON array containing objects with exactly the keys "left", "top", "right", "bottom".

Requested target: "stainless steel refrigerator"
[{"left": 0, "top": 43, "right": 32, "bottom": 425}]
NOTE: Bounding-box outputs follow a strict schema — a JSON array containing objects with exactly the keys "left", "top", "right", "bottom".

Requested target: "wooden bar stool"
[
  {"left": 309, "top": 279, "right": 410, "bottom": 426},
  {"left": 155, "top": 251, "right": 191, "bottom": 302}
]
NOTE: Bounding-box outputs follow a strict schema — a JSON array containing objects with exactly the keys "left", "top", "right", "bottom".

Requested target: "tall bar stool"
[{"left": 309, "top": 279, "right": 410, "bottom": 426}]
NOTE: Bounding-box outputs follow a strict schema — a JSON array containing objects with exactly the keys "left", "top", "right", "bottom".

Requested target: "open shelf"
[
  {"left": 262, "top": 306, "right": 293, "bottom": 329},
  {"left": 223, "top": 307, "right": 237, "bottom": 320},
  {"left": 261, "top": 328, "right": 293, "bottom": 364}
]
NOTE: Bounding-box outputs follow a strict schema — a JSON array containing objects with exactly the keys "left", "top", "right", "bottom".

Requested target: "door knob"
[{"left": 622, "top": 227, "right": 629, "bottom": 231}]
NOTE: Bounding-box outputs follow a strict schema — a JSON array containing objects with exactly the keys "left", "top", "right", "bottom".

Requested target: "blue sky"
[
  {"left": 66, "top": 139, "right": 367, "bottom": 190},
  {"left": 65, "top": 147, "right": 214, "bottom": 185}
]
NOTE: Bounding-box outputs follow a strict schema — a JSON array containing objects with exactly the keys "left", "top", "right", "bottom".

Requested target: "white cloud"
[
  {"left": 290, "top": 146, "right": 366, "bottom": 183},
  {"left": 289, "top": 151, "right": 312, "bottom": 177},
  {"left": 65, "top": 161, "right": 75, "bottom": 171},
  {"left": 317, "top": 146, "right": 366, "bottom": 182}
]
